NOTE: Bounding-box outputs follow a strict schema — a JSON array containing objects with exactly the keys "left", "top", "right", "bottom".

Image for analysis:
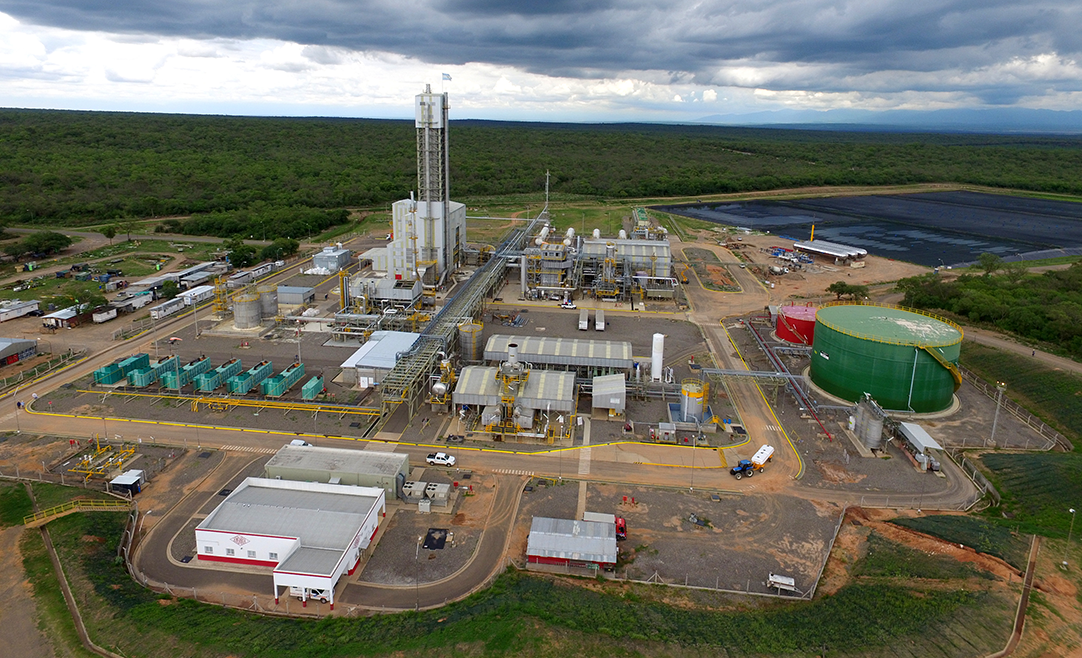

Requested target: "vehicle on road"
[
  {"left": 560, "top": 302, "right": 577, "bottom": 309},
  {"left": 426, "top": 452, "right": 456, "bottom": 467},
  {"left": 731, "top": 444, "right": 774, "bottom": 479}
]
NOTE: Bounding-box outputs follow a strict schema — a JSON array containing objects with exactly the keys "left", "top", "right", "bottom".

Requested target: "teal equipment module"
[
  {"left": 227, "top": 360, "right": 273, "bottom": 394},
  {"left": 301, "top": 375, "right": 324, "bottom": 400},
  {"left": 195, "top": 358, "right": 242, "bottom": 392},
  {"left": 810, "top": 303, "right": 962, "bottom": 413},
  {"left": 94, "top": 352, "right": 150, "bottom": 385},
  {"left": 261, "top": 362, "right": 305, "bottom": 397},
  {"left": 160, "top": 356, "right": 212, "bottom": 390},
  {"left": 127, "top": 355, "right": 180, "bottom": 388}
]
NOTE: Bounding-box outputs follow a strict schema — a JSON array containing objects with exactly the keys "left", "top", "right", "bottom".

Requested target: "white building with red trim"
[{"left": 195, "top": 477, "right": 385, "bottom": 609}]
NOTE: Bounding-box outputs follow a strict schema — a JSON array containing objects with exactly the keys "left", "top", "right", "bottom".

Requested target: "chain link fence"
[{"left": 959, "top": 366, "right": 1071, "bottom": 452}]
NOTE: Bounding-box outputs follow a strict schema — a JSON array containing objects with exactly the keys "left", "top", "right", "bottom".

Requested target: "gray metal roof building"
[
  {"left": 452, "top": 366, "right": 576, "bottom": 413},
  {"left": 793, "top": 240, "right": 867, "bottom": 260},
  {"left": 581, "top": 239, "right": 672, "bottom": 277},
  {"left": 527, "top": 516, "right": 617, "bottom": 567},
  {"left": 898, "top": 422, "right": 944, "bottom": 455},
  {"left": 264, "top": 444, "right": 409, "bottom": 496},
  {"left": 591, "top": 374, "right": 626, "bottom": 414},
  {"left": 278, "top": 285, "right": 316, "bottom": 306},
  {"left": 484, "top": 335, "right": 632, "bottom": 370}
]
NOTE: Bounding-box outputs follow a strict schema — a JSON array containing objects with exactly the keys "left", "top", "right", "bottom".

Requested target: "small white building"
[
  {"left": 339, "top": 331, "right": 421, "bottom": 388},
  {"left": 195, "top": 477, "right": 385, "bottom": 609}
]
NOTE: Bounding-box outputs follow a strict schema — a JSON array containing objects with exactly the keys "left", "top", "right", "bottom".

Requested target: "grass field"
[
  {"left": 20, "top": 529, "right": 96, "bottom": 657},
  {"left": 0, "top": 481, "right": 32, "bottom": 527},
  {"left": 977, "top": 452, "right": 1082, "bottom": 538},
  {"left": 890, "top": 515, "right": 1031, "bottom": 570},
  {"left": 33, "top": 510, "right": 1013, "bottom": 658},
  {"left": 960, "top": 342, "right": 1082, "bottom": 446},
  {"left": 855, "top": 531, "right": 992, "bottom": 580}
]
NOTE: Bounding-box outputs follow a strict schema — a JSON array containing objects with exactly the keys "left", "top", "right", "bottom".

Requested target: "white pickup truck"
[{"left": 426, "top": 452, "right": 456, "bottom": 467}]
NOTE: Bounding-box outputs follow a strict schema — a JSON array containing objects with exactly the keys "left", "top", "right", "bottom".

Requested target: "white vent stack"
[
  {"left": 508, "top": 342, "right": 519, "bottom": 366},
  {"left": 651, "top": 333, "right": 665, "bottom": 381}
]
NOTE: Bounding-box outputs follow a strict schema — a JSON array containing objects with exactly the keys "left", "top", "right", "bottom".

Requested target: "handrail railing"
[{"left": 23, "top": 498, "right": 130, "bottom": 526}]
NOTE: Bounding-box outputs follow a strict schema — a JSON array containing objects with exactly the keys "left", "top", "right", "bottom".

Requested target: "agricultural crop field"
[
  {"left": 978, "top": 452, "right": 1082, "bottom": 537},
  {"left": 890, "top": 515, "right": 1031, "bottom": 570},
  {"left": 960, "top": 343, "right": 1082, "bottom": 444},
  {"left": 26, "top": 508, "right": 1014, "bottom": 658}
]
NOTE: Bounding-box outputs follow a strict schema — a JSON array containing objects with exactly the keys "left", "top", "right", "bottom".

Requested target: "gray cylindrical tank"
[
  {"left": 458, "top": 322, "right": 483, "bottom": 361},
  {"left": 862, "top": 415, "right": 884, "bottom": 450},
  {"left": 679, "top": 379, "right": 705, "bottom": 423},
  {"left": 258, "top": 284, "right": 278, "bottom": 317},
  {"left": 233, "top": 293, "right": 262, "bottom": 329}
]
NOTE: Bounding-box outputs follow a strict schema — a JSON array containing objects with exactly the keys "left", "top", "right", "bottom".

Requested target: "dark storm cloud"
[{"left": 3, "top": 0, "right": 1081, "bottom": 97}]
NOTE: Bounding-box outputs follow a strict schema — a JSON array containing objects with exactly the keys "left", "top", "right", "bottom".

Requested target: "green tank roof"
[{"left": 815, "top": 304, "right": 961, "bottom": 347}]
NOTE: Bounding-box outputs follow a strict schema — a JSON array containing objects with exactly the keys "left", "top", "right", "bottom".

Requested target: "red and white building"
[
  {"left": 526, "top": 517, "right": 617, "bottom": 570},
  {"left": 195, "top": 477, "right": 385, "bottom": 608}
]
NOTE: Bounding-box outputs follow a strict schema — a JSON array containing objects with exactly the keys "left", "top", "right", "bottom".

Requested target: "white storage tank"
[
  {"left": 651, "top": 333, "right": 665, "bottom": 381},
  {"left": 233, "top": 293, "right": 262, "bottom": 329}
]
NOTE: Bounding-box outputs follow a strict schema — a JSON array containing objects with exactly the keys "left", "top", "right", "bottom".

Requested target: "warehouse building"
[
  {"left": 264, "top": 444, "right": 409, "bottom": 497},
  {"left": 793, "top": 240, "right": 867, "bottom": 262},
  {"left": 339, "top": 331, "right": 422, "bottom": 388},
  {"left": 527, "top": 517, "right": 617, "bottom": 570},
  {"left": 483, "top": 334, "right": 632, "bottom": 377},
  {"left": 195, "top": 477, "right": 385, "bottom": 609}
]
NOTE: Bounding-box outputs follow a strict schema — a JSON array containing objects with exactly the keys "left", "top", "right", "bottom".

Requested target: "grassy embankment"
[{"left": 27, "top": 508, "right": 1014, "bottom": 658}]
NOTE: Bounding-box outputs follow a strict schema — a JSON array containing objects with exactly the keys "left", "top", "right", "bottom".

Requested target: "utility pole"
[{"left": 989, "top": 382, "right": 1006, "bottom": 447}]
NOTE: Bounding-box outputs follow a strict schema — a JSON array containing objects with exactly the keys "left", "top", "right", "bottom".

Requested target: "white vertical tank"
[
  {"left": 651, "top": 333, "right": 665, "bottom": 381},
  {"left": 592, "top": 228, "right": 601, "bottom": 239},
  {"left": 618, "top": 229, "right": 628, "bottom": 239}
]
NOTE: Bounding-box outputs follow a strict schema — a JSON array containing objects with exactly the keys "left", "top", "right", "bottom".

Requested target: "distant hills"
[{"left": 694, "top": 108, "right": 1082, "bottom": 134}]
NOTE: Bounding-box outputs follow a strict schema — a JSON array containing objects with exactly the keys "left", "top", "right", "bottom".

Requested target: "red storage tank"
[{"left": 776, "top": 305, "right": 816, "bottom": 344}]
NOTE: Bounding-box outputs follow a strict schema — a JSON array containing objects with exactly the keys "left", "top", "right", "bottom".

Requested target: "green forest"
[
  {"left": 3, "top": 109, "right": 1082, "bottom": 227},
  {"left": 897, "top": 262, "right": 1082, "bottom": 357}
]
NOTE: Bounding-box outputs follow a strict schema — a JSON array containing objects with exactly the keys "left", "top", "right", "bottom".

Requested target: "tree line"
[
  {"left": 897, "top": 260, "right": 1082, "bottom": 357},
  {"left": 2, "top": 109, "right": 1082, "bottom": 229}
]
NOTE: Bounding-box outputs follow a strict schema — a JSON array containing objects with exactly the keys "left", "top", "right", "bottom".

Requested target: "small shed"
[
  {"left": 109, "top": 469, "right": 144, "bottom": 496},
  {"left": 527, "top": 517, "right": 617, "bottom": 569},
  {"left": 0, "top": 337, "right": 37, "bottom": 366},
  {"left": 277, "top": 285, "right": 316, "bottom": 308},
  {"left": 591, "top": 374, "right": 626, "bottom": 415},
  {"left": 897, "top": 422, "right": 944, "bottom": 471}
]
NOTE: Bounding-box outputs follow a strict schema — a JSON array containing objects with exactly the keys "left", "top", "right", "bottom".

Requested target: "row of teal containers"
[{"left": 93, "top": 353, "right": 323, "bottom": 399}]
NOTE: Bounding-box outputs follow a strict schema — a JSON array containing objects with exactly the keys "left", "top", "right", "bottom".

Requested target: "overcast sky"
[{"left": 1, "top": 1, "right": 1081, "bottom": 122}]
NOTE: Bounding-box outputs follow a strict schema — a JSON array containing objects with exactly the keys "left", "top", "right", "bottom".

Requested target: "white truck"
[{"left": 289, "top": 586, "right": 330, "bottom": 603}]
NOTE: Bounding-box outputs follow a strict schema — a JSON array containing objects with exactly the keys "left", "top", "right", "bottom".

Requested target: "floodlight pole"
[
  {"left": 1064, "top": 508, "right": 1077, "bottom": 569},
  {"left": 989, "top": 383, "right": 1006, "bottom": 447}
]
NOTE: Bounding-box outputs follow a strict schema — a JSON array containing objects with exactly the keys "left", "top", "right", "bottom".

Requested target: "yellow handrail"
[{"left": 23, "top": 499, "right": 130, "bottom": 526}]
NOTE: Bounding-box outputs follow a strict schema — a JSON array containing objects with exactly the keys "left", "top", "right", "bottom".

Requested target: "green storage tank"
[{"left": 810, "top": 303, "right": 962, "bottom": 413}]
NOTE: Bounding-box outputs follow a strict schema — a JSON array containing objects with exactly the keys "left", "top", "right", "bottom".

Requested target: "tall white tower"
[{"left": 388, "top": 85, "right": 466, "bottom": 286}]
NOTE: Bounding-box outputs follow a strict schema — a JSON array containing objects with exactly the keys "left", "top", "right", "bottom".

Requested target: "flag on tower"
[{"left": 442, "top": 73, "right": 452, "bottom": 81}]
